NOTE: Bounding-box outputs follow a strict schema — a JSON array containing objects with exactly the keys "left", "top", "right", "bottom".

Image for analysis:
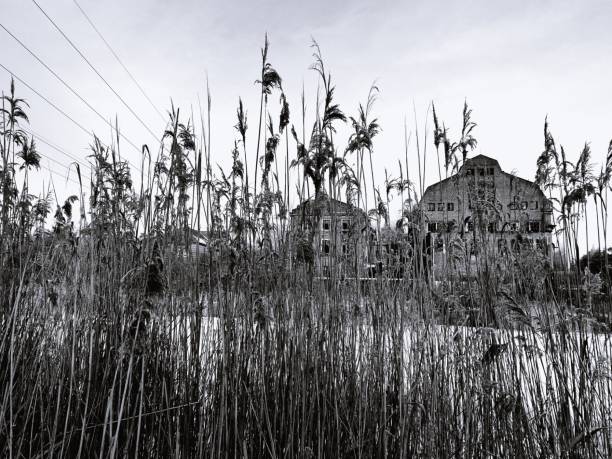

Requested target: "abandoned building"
[
  {"left": 290, "top": 196, "right": 372, "bottom": 274},
  {"left": 420, "top": 154, "right": 554, "bottom": 270}
]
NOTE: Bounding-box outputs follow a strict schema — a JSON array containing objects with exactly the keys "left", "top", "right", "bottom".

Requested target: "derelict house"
[
  {"left": 290, "top": 196, "right": 372, "bottom": 276},
  {"left": 420, "top": 154, "right": 554, "bottom": 273}
]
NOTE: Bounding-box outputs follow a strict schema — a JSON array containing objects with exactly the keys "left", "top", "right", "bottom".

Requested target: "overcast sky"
[{"left": 1, "top": 0, "right": 611, "bottom": 248}]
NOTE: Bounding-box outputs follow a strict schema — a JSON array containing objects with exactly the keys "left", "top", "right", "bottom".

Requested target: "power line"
[
  {"left": 22, "top": 126, "right": 93, "bottom": 172},
  {"left": 31, "top": 0, "right": 162, "bottom": 142},
  {"left": 72, "top": 0, "right": 166, "bottom": 122},
  {"left": 0, "top": 22, "right": 144, "bottom": 157},
  {"left": 0, "top": 62, "right": 142, "bottom": 174}
]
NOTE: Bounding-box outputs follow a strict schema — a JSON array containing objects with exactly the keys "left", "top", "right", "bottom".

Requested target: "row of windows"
[
  {"left": 428, "top": 200, "right": 542, "bottom": 212},
  {"left": 321, "top": 218, "right": 351, "bottom": 232},
  {"left": 428, "top": 221, "right": 541, "bottom": 233},
  {"left": 466, "top": 167, "right": 495, "bottom": 176},
  {"left": 320, "top": 239, "right": 349, "bottom": 255},
  {"left": 427, "top": 202, "right": 455, "bottom": 211}
]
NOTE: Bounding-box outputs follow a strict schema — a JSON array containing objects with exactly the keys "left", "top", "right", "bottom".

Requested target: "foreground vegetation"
[{"left": 1, "top": 37, "right": 611, "bottom": 457}]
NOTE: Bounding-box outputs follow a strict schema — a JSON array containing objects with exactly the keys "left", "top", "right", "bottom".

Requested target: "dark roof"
[
  {"left": 421, "top": 154, "right": 544, "bottom": 198},
  {"left": 460, "top": 154, "right": 500, "bottom": 169},
  {"left": 290, "top": 196, "right": 361, "bottom": 216}
]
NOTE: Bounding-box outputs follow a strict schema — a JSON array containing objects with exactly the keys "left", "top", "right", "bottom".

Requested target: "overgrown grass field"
[{"left": 1, "top": 37, "right": 611, "bottom": 458}]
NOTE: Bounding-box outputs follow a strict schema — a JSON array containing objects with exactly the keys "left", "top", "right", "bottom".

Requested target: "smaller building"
[{"left": 290, "top": 195, "right": 371, "bottom": 274}]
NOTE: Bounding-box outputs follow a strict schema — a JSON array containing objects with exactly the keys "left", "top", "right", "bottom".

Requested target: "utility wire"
[
  {"left": 31, "top": 0, "right": 162, "bottom": 142},
  {"left": 0, "top": 62, "right": 142, "bottom": 174},
  {"left": 0, "top": 22, "right": 144, "bottom": 157},
  {"left": 72, "top": 0, "right": 166, "bottom": 122},
  {"left": 22, "top": 126, "right": 93, "bottom": 171}
]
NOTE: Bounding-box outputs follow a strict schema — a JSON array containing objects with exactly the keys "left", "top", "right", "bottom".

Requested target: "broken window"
[
  {"left": 521, "top": 201, "right": 528, "bottom": 210},
  {"left": 437, "top": 202, "right": 445, "bottom": 211},
  {"left": 321, "top": 239, "right": 331, "bottom": 254},
  {"left": 528, "top": 221, "right": 540, "bottom": 233},
  {"left": 341, "top": 219, "right": 350, "bottom": 233}
]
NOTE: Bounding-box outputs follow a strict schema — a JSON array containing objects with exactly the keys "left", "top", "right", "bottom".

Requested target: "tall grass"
[{"left": 1, "top": 37, "right": 611, "bottom": 457}]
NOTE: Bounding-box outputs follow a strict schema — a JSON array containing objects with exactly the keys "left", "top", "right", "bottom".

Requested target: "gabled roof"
[
  {"left": 421, "top": 154, "right": 545, "bottom": 198},
  {"left": 460, "top": 154, "right": 500, "bottom": 168}
]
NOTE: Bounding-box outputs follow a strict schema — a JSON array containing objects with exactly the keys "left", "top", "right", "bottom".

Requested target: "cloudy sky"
[{"left": 1, "top": 0, "right": 611, "bottom": 248}]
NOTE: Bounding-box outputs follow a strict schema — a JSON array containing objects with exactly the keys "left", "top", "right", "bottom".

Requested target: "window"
[
  {"left": 341, "top": 219, "right": 350, "bottom": 233},
  {"left": 521, "top": 201, "right": 528, "bottom": 210},
  {"left": 487, "top": 167, "right": 495, "bottom": 175},
  {"left": 342, "top": 243, "right": 348, "bottom": 255},
  {"left": 528, "top": 221, "right": 540, "bottom": 233},
  {"left": 530, "top": 201, "right": 539, "bottom": 210},
  {"left": 508, "top": 202, "right": 517, "bottom": 210},
  {"left": 478, "top": 168, "right": 485, "bottom": 176},
  {"left": 437, "top": 202, "right": 444, "bottom": 211},
  {"left": 447, "top": 202, "right": 454, "bottom": 211},
  {"left": 510, "top": 222, "right": 520, "bottom": 232},
  {"left": 428, "top": 222, "right": 438, "bottom": 232},
  {"left": 321, "top": 239, "right": 331, "bottom": 254},
  {"left": 467, "top": 222, "right": 474, "bottom": 232},
  {"left": 446, "top": 220, "right": 457, "bottom": 232},
  {"left": 428, "top": 203, "right": 436, "bottom": 211},
  {"left": 488, "top": 222, "right": 497, "bottom": 233},
  {"left": 466, "top": 168, "right": 474, "bottom": 176},
  {"left": 322, "top": 219, "right": 330, "bottom": 231}
]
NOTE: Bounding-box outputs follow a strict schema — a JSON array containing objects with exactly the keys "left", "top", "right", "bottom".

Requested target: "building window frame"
[
  {"left": 341, "top": 218, "right": 350, "bottom": 233},
  {"left": 528, "top": 221, "right": 540, "bottom": 233}
]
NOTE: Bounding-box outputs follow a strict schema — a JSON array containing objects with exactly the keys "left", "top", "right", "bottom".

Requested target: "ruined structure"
[
  {"left": 420, "top": 155, "right": 554, "bottom": 272},
  {"left": 290, "top": 196, "right": 371, "bottom": 275}
]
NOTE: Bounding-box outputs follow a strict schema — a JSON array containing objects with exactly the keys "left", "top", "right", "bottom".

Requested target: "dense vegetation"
[{"left": 1, "top": 38, "right": 611, "bottom": 458}]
